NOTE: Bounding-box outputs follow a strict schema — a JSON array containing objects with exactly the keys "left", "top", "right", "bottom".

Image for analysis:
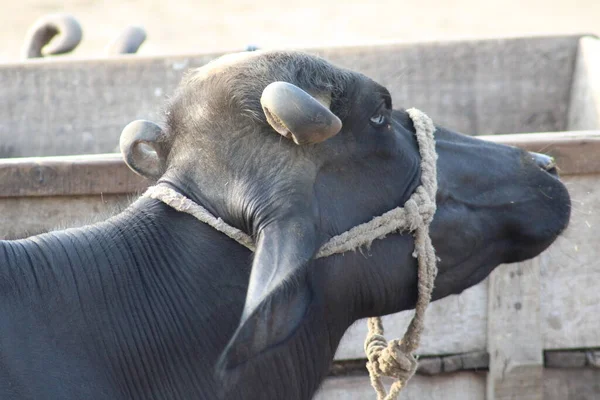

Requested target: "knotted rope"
[
  {"left": 362, "top": 108, "right": 438, "bottom": 400},
  {"left": 142, "top": 108, "right": 438, "bottom": 399}
]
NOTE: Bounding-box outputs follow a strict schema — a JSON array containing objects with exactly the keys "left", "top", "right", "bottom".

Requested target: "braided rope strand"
[{"left": 363, "top": 108, "right": 438, "bottom": 399}]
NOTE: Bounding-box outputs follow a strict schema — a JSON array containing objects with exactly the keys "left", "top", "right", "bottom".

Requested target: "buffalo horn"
[
  {"left": 22, "top": 13, "right": 83, "bottom": 59},
  {"left": 105, "top": 26, "right": 147, "bottom": 55},
  {"left": 260, "top": 81, "right": 342, "bottom": 145}
]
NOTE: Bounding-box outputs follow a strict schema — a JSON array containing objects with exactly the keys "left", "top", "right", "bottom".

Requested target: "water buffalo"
[
  {"left": 0, "top": 50, "right": 570, "bottom": 399},
  {"left": 20, "top": 13, "right": 146, "bottom": 59}
]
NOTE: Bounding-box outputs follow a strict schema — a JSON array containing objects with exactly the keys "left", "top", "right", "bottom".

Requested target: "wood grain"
[
  {"left": 0, "top": 194, "right": 132, "bottom": 240},
  {"left": 480, "top": 130, "right": 600, "bottom": 176},
  {"left": 543, "top": 368, "right": 600, "bottom": 400},
  {"left": 2, "top": 131, "right": 598, "bottom": 198},
  {"left": 335, "top": 281, "right": 488, "bottom": 359},
  {"left": 568, "top": 36, "right": 600, "bottom": 130},
  {"left": 486, "top": 258, "right": 543, "bottom": 400},
  {"left": 314, "top": 372, "right": 487, "bottom": 400},
  {"left": 0, "top": 35, "right": 582, "bottom": 158},
  {"left": 540, "top": 175, "right": 600, "bottom": 350},
  {"left": 0, "top": 153, "right": 149, "bottom": 197}
]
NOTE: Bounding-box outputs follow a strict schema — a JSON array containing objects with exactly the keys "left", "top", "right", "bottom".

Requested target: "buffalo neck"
[
  {"left": 0, "top": 197, "right": 348, "bottom": 399},
  {"left": 0, "top": 198, "right": 249, "bottom": 398}
]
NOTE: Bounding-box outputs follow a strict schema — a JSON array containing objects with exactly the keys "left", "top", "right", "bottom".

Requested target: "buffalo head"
[{"left": 120, "top": 50, "right": 570, "bottom": 389}]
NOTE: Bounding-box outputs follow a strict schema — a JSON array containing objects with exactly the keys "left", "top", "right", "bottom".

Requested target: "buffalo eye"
[{"left": 369, "top": 112, "right": 387, "bottom": 127}]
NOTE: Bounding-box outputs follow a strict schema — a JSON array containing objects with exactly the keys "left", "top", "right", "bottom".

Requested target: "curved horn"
[
  {"left": 260, "top": 81, "right": 342, "bottom": 145},
  {"left": 21, "top": 13, "right": 82, "bottom": 59},
  {"left": 105, "top": 26, "right": 147, "bottom": 55},
  {"left": 120, "top": 120, "right": 167, "bottom": 180}
]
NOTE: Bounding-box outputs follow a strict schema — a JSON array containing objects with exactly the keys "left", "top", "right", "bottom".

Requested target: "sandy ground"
[{"left": 0, "top": 0, "right": 599, "bottom": 60}]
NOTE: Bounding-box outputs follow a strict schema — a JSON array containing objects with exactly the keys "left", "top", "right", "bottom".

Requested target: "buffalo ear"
[
  {"left": 120, "top": 120, "right": 168, "bottom": 180},
  {"left": 219, "top": 218, "right": 318, "bottom": 370}
]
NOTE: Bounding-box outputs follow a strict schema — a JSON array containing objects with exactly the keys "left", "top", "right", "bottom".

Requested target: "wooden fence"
[
  {"left": 1, "top": 34, "right": 599, "bottom": 399},
  {"left": 0, "top": 34, "right": 593, "bottom": 158}
]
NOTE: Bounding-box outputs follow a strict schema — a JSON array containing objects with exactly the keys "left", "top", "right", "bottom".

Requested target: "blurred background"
[{"left": 1, "top": 0, "right": 599, "bottom": 59}]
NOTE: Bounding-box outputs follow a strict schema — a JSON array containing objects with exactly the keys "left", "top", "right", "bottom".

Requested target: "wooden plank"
[
  {"left": 419, "top": 351, "right": 489, "bottom": 375},
  {"left": 331, "top": 349, "right": 599, "bottom": 376},
  {"left": 568, "top": 36, "right": 600, "bottom": 130},
  {"left": 1, "top": 131, "right": 598, "bottom": 198},
  {"left": 418, "top": 357, "right": 444, "bottom": 375},
  {"left": 335, "top": 281, "right": 488, "bottom": 359},
  {"left": 587, "top": 351, "right": 600, "bottom": 368},
  {"left": 543, "top": 368, "right": 600, "bottom": 400},
  {"left": 0, "top": 52, "right": 222, "bottom": 158},
  {"left": 0, "top": 194, "right": 132, "bottom": 240},
  {"left": 0, "top": 153, "right": 150, "bottom": 197},
  {"left": 486, "top": 258, "right": 543, "bottom": 400},
  {"left": 314, "top": 372, "right": 486, "bottom": 400},
  {"left": 545, "top": 351, "right": 587, "bottom": 368},
  {"left": 539, "top": 175, "right": 600, "bottom": 350},
  {"left": 0, "top": 35, "right": 582, "bottom": 158},
  {"left": 314, "top": 35, "right": 581, "bottom": 136},
  {"left": 480, "top": 130, "right": 600, "bottom": 176},
  {"left": 329, "top": 354, "right": 488, "bottom": 377},
  {"left": 322, "top": 365, "right": 600, "bottom": 399}
]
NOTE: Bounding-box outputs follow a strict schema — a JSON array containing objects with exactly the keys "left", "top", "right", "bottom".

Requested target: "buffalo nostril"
[{"left": 530, "top": 152, "right": 556, "bottom": 172}]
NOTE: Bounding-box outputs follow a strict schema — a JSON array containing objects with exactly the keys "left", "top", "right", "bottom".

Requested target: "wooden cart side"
[
  {"left": 2, "top": 131, "right": 598, "bottom": 199},
  {"left": 0, "top": 35, "right": 585, "bottom": 158},
  {"left": 568, "top": 36, "right": 600, "bottom": 130}
]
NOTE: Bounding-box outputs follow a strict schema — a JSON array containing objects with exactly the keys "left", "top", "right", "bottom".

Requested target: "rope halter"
[{"left": 142, "top": 107, "right": 439, "bottom": 399}]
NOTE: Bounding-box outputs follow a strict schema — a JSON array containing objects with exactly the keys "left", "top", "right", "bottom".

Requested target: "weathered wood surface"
[
  {"left": 315, "top": 372, "right": 487, "bottom": 400},
  {"left": 483, "top": 130, "right": 600, "bottom": 176},
  {"left": 540, "top": 174, "right": 600, "bottom": 350},
  {"left": 420, "top": 351, "right": 490, "bottom": 375},
  {"left": 0, "top": 194, "right": 132, "bottom": 240},
  {"left": 486, "top": 257, "right": 543, "bottom": 400},
  {"left": 0, "top": 53, "right": 219, "bottom": 158},
  {"left": 329, "top": 351, "right": 489, "bottom": 377},
  {"left": 0, "top": 153, "right": 150, "bottom": 197},
  {"left": 1, "top": 131, "right": 598, "bottom": 199},
  {"left": 0, "top": 35, "right": 584, "bottom": 158},
  {"left": 568, "top": 36, "right": 600, "bottom": 130},
  {"left": 546, "top": 350, "right": 592, "bottom": 368},
  {"left": 331, "top": 349, "right": 599, "bottom": 377},
  {"left": 335, "top": 282, "right": 488, "bottom": 359},
  {"left": 543, "top": 368, "right": 600, "bottom": 400},
  {"left": 317, "top": 35, "right": 582, "bottom": 136},
  {"left": 316, "top": 368, "right": 600, "bottom": 400}
]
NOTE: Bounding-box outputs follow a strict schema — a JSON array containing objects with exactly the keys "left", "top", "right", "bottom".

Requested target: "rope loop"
[
  {"left": 364, "top": 333, "right": 387, "bottom": 361},
  {"left": 363, "top": 108, "right": 438, "bottom": 399}
]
